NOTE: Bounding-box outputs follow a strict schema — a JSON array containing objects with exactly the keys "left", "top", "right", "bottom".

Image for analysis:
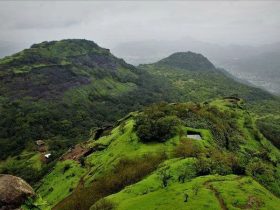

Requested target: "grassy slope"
[
  {"left": 36, "top": 113, "right": 214, "bottom": 208},
  {"left": 33, "top": 99, "right": 279, "bottom": 210},
  {"left": 85, "top": 119, "right": 178, "bottom": 183},
  {"left": 0, "top": 151, "right": 42, "bottom": 171},
  {"left": 97, "top": 100, "right": 280, "bottom": 210},
  {"left": 0, "top": 39, "right": 177, "bottom": 162},
  {"left": 35, "top": 160, "right": 86, "bottom": 209},
  {"left": 211, "top": 99, "right": 279, "bottom": 161},
  {"left": 106, "top": 165, "right": 279, "bottom": 210},
  {"left": 140, "top": 62, "right": 280, "bottom": 117}
]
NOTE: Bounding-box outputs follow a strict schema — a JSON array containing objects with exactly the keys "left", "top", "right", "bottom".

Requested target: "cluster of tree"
[
  {"left": 134, "top": 104, "right": 181, "bottom": 142},
  {"left": 0, "top": 98, "right": 90, "bottom": 159},
  {"left": 134, "top": 102, "right": 243, "bottom": 151}
]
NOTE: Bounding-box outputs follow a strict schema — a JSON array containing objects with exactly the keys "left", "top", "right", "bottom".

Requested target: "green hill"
[
  {"left": 140, "top": 52, "right": 278, "bottom": 105},
  {"left": 140, "top": 51, "right": 280, "bottom": 149},
  {"left": 0, "top": 39, "right": 176, "bottom": 160},
  {"left": 155, "top": 51, "right": 216, "bottom": 71},
  {"left": 24, "top": 99, "right": 279, "bottom": 210},
  {"left": 0, "top": 40, "right": 279, "bottom": 210}
]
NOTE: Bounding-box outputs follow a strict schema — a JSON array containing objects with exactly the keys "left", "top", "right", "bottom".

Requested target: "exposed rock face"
[{"left": 0, "top": 174, "right": 35, "bottom": 210}]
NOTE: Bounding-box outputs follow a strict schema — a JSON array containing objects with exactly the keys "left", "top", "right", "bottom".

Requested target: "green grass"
[
  {"left": 29, "top": 99, "right": 280, "bottom": 210},
  {"left": 88, "top": 99, "right": 280, "bottom": 209},
  {"left": 35, "top": 160, "right": 86, "bottom": 209},
  {"left": 84, "top": 119, "right": 169, "bottom": 183},
  {"left": 0, "top": 150, "right": 42, "bottom": 171},
  {"left": 4, "top": 99, "right": 278, "bottom": 210},
  {"left": 106, "top": 171, "right": 279, "bottom": 210},
  {"left": 84, "top": 118, "right": 215, "bottom": 184},
  {"left": 1, "top": 39, "right": 279, "bottom": 210},
  {"left": 212, "top": 176, "right": 280, "bottom": 210}
]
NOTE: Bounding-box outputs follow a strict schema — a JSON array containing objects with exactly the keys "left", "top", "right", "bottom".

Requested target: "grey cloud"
[
  {"left": 0, "top": 1, "right": 279, "bottom": 51},
  {"left": 9, "top": 19, "right": 82, "bottom": 30}
]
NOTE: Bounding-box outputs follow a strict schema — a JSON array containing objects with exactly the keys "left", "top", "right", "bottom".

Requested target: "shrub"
[
  {"left": 135, "top": 114, "right": 181, "bottom": 142},
  {"left": 177, "top": 163, "right": 196, "bottom": 183},
  {"left": 195, "top": 149, "right": 246, "bottom": 176},
  {"left": 63, "top": 164, "right": 71, "bottom": 173},
  {"left": 195, "top": 156, "right": 212, "bottom": 176},
  {"left": 90, "top": 199, "right": 115, "bottom": 210},
  {"left": 246, "top": 159, "right": 273, "bottom": 179},
  {"left": 158, "top": 167, "right": 172, "bottom": 187},
  {"left": 226, "top": 153, "right": 246, "bottom": 175},
  {"left": 244, "top": 158, "right": 280, "bottom": 196},
  {"left": 173, "top": 139, "right": 202, "bottom": 158}
]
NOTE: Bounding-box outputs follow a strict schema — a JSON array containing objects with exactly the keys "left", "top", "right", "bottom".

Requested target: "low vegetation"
[
  {"left": 53, "top": 153, "right": 166, "bottom": 210},
  {"left": 135, "top": 102, "right": 243, "bottom": 150},
  {"left": 106, "top": 162, "right": 279, "bottom": 210},
  {"left": 173, "top": 139, "right": 203, "bottom": 158},
  {"left": 90, "top": 199, "right": 115, "bottom": 210},
  {"left": 22, "top": 99, "right": 277, "bottom": 210}
]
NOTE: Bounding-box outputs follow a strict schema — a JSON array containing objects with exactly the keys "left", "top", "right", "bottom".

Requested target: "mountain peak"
[
  {"left": 0, "top": 39, "right": 133, "bottom": 100},
  {"left": 0, "top": 39, "right": 113, "bottom": 75},
  {"left": 157, "top": 51, "right": 215, "bottom": 71},
  {"left": 29, "top": 39, "right": 110, "bottom": 58},
  {"left": 31, "top": 39, "right": 98, "bottom": 47}
]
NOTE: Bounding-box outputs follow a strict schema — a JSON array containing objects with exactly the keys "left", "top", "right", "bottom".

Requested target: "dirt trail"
[
  {"left": 204, "top": 181, "right": 228, "bottom": 210},
  {"left": 60, "top": 144, "right": 93, "bottom": 161},
  {"left": 203, "top": 176, "right": 243, "bottom": 210},
  {"left": 205, "top": 182, "right": 228, "bottom": 210}
]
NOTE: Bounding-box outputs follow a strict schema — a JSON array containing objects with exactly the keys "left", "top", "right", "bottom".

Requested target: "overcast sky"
[{"left": 0, "top": 1, "right": 280, "bottom": 50}]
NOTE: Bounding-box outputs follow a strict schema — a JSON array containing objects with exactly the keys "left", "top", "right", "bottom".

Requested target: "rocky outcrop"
[
  {"left": 60, "top": 142, "right": 106, "bottom": 162},
  {"left": 0, "top": 174, "right": 35, "bottom": 210}
]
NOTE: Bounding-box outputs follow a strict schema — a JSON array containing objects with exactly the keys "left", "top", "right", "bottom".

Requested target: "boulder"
[{"left": 0, "top": 174, "right": 35, "bottom": 210}]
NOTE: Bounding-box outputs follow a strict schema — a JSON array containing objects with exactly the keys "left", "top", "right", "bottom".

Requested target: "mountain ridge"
[
  {"left": 0, "top": 39, "right": 136, "bottom": 100},
  {"left": 0, "top": 39, "right": 176, "bottom": 160}
]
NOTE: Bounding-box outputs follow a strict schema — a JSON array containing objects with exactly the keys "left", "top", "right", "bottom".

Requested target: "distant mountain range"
[
  {"left": 2, "top": 38, "right": 280, "bottom": 94},
  {"left": 112, "top": 38, "right": 280, "bottom": 94}
]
